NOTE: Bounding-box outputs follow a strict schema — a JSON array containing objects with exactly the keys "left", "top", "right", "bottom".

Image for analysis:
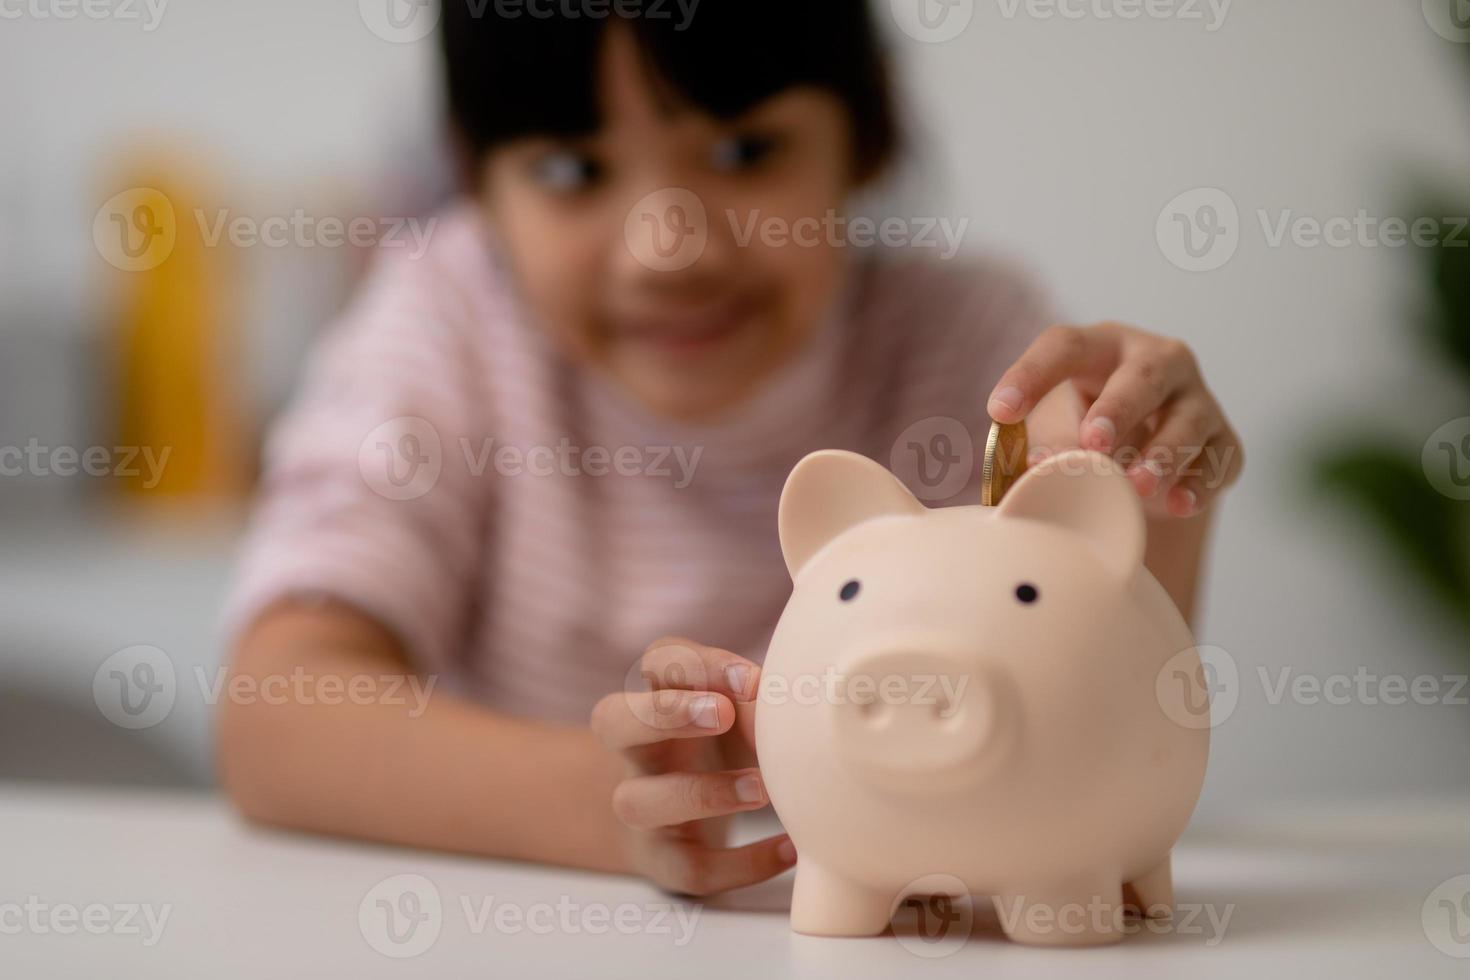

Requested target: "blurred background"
[{"left": 0, "top": 0, "right": 1467, "bottom": 817}]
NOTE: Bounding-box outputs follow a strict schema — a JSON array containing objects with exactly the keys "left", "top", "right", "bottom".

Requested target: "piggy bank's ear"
[
  {"left": 996, "top": 449, "right": 1145, "bottom": 578},
  {"left": 779, "top": 450, "right": 924, "bottom": 578}
]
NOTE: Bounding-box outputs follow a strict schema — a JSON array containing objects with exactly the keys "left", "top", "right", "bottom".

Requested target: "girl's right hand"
[{"left": 590, "top": 637, "right": 797, "bottom": 896}]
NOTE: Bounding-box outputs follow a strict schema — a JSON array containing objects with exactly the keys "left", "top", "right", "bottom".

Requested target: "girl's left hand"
[{"left": 986, "top": 322, "right": 1244, "bottom": 519}]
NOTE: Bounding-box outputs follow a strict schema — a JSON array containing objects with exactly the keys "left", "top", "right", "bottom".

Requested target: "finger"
[
  {"left": 732, "top": 699, "right": 757, "bottom": 750},
  {"left": 1164, "top": 430, "right": 1244, "bottom": 517},
  {"left": 641, "top": 636, "right": 761, "bottom": 702},
  {"left": 1078, "top": 341, "right": 1197, "bottom": 454},
  {"left": 591, "top": 689, "right": 733, "bottom": 751},
  {"left": 987, "top": 326, "right": 1116, "bottom": 423},
  {"left": 611, "top": 768, "right": 768, "bottom": 830},
  {"left": 650, "top": 834, "right": 798, "bottom": 897},
  {"left": 1124, "top": 393, "right": 1221, "bottom": 498}
]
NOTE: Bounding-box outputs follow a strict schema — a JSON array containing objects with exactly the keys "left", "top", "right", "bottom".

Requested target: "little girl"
[{"left": 219, "top": 1, "right": 1242, "bottom": 896}]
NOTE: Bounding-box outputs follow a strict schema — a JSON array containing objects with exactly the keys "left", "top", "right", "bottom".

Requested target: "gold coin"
[{"left": 981, "top": 419, "right": 1028, "bottom": 506}]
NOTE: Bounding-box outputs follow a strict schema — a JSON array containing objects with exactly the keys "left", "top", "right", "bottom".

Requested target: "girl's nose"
[{"left": 615, "top": 185, "right": 736, "bottom": 282}]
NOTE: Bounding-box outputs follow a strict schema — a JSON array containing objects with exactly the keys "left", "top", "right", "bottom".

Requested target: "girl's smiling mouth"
[{"left": 608, "top": 292, "right": 763, "bottom": 353}]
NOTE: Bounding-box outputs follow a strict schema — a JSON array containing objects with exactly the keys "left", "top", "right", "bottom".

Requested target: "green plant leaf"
[
  {"left": 1314, "top": 444, "right": 1470, "bottom": 636},
  {"left": 1421, "top": 209, "right": 1470, "bottom": 385}
]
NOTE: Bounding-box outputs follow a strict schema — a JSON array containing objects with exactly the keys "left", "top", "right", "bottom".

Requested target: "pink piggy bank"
[{"left": 755, "top": 447, "right": 1209, "bottom": 946}]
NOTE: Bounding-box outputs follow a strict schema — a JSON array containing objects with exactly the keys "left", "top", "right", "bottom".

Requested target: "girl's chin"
[{"left": 605, "top": 325, "right": 776, "bottom": 418}]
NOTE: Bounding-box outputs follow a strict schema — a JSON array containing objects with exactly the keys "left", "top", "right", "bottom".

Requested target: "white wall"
[{"left": 2, "top": 0, "right": 1467, "bottom": 807}]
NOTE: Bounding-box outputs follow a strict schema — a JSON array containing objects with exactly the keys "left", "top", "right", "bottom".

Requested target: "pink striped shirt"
[{"left": 224, "top": 203, "right": 1054, "bottom": 723}]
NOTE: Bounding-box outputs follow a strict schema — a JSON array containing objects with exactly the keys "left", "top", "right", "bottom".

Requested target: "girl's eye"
[
  {"left": 839, "top": 580, "right": 861, "bottom": 602},
  {"left": 1015, "top": 583, "right": 1039, "bottom": 604},
  {"left": 711, "top": 133, "right": 780, "bottom": 173},
  {"left": 530, "top": 150, "right": 603, "bottom": 193}
]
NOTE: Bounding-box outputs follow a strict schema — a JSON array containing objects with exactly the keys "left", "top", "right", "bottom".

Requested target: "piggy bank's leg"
[
  {"left": 1123, "top": 853, "right": 1174, "bottom": 919},
  {"left": 993, "top": 878, "right": 1126, "bottom": 947},
  {"left": 789, "top": 861, "right": 895, "bottom": 937}
]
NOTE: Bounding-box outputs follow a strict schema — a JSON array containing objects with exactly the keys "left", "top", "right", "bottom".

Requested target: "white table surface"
[{"left": 3, "top": 785, "right": 1468, "bottom": 978}]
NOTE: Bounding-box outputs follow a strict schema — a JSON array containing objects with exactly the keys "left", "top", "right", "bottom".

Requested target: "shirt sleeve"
[{"left": 221, "top": 248, "right": 488, "bottom": 673}]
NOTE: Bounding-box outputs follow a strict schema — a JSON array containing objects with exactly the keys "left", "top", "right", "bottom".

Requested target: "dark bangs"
[{"left": 440, "top": 0, "right": 899, "bottom": 180}]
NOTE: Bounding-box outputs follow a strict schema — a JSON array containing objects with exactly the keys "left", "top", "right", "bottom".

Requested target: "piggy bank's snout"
[{"left": 832, "top": 651, "right": 1005, "bottom": 792}]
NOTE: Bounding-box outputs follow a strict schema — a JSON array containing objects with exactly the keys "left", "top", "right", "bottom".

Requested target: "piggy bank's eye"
[
  {"left": 839, "top": 580, "right": 861, "bottom": 602},
  {"left": 1015, "top": 583, "right": 1039, "bottom": 604}
]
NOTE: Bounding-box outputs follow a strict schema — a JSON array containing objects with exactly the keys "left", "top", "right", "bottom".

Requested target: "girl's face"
[{"left": 480, "top": 28, "right": 858, "bottom": 421}]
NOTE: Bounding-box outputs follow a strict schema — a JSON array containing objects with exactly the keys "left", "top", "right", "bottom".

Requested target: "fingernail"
[
  {"left": 988, "top": 385, "right": 1024, "bottom": 417},
  {"left": 777, "top": 837, "right": 798, "bottom": 863},
  {"left": 1128, "top": 458, "right": 1165, "bottom": 496},
  {"left": 689, "top": 695, "right": 721, "bottom": 729},
  {"left": 1177, "top": 488, "right": 1199, "bottom": 515},
  {"left": 725, "top": 665, "right": 751, "bottom": 699},
  {"left": 734, "top": 773, "right": 764, "bottom": 804},
  {"left": 1087, "top": 417, "right": 1116, "bottom": 452}
]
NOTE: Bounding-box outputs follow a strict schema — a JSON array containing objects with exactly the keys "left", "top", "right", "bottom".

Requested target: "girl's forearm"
[
  {"left": 1145, "top": 509, "right": 1214, "bottom": 627},
  {"left": 217, "top": 602, "right": 630, "bottom": 873}
]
